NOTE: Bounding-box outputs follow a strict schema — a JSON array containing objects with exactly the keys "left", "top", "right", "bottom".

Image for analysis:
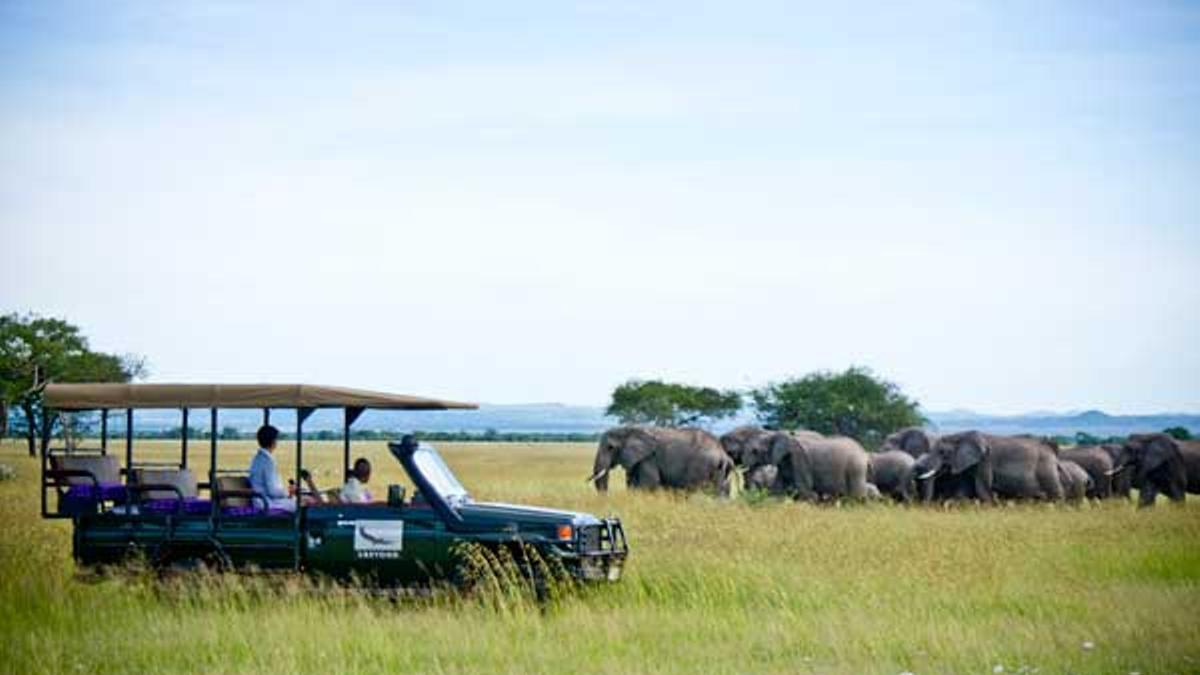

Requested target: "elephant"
[
  {"left": 1183, "top": 440, "right": 1200, "bottom": 493},
  {"left": 920, "top": 432, "right": 1064, "bottom": 502},
  {"left": 742, "top": 432, "right": 870, "bottom": 502},
  {"left": 719, "top": 426, "right": 771, "bottom": 467},
  {"left": 1059, "top": 445, "right": 1128, "bottom": 499},
  {"left": 913, "top": 451, "right": 977, "bottom": 503},
  {"left": 1122, "top": 433, "right": 1191, "bottom": 507},
  {"left": 867, "top": 450, "right": 917, "bottom": 502},
  {"left": 721, "top": 426, "right": 820, "bottom": 494},
  {"left": 589, "top": 426, "right": 734, "bottom": 496},
  {"left": 864, "top": 482, "right": 884, "bottom": 500},
  {"left": 743, "top": 464, "right": 780, "bottom": 493},
  {"left": 1056, "top": 459, "right": 1092, "bottom": 502},
  {"left": 720, "top": 426, "right": 821, "bottom": 466},
  {"left": 1100, "top": 443, "right": 1135, "bottom": 499},
  {"left": 880, "top": 427, "right": 938, "bottom": 458}
]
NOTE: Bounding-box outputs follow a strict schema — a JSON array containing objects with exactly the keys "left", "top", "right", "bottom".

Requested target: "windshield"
[{"left": 411, "top": 443, "right": 471, "bottom": 506}]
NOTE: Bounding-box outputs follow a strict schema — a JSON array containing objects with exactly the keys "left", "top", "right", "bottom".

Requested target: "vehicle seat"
[
  {"left": 135, "top": 468, "right": 210, "bottom": 515},
  {"left": 51, "top": 454, "right": 128, "bottom": 513},
  {"left": 215, "top": 475, "right": 290, "bottom": 517}
]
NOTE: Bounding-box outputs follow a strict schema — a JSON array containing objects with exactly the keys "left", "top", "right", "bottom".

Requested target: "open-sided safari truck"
[{"left": 40, "top": 383, "right": 627, "bottom": 585}]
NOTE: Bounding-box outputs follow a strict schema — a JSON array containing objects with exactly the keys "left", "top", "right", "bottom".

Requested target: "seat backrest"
[
  {"left": 216, "top": 475, "right": 252, "bottom": 507},
  {"left": 135, "top": 468, "right": 198, "bottom": 500},
  {"left": 52, "top": 455, "right": 121, "bottom": 486}
]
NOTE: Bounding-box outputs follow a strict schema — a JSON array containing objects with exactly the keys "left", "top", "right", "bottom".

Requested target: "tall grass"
[{"left": 1, "top": 439, "right": 1198, "bottom": 674}]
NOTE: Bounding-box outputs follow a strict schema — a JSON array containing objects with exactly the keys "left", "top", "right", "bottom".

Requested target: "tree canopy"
[
  {"left": 606, "top": 379, "right": 742, "bottom": 427},
  {"left": 0, "top": 313, "right": 145, "bottom": 455},
  {"left": 750, "top": 366, "right": 923, "bottom": 449},
  {"left": 1163, "top": 426, "right": 1192, "bottom": 441}
]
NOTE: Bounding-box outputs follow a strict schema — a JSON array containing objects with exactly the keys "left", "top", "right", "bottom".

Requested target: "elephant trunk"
[{"left": 589, "top": 445, "right": 613, "bottom": 492}]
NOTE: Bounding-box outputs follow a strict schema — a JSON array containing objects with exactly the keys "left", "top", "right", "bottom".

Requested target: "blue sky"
[{"left": 2, "top": 2, "right": 1198, "bottom": 412}]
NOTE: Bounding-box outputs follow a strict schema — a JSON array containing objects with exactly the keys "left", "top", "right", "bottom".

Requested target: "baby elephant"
[
  {"left": 867, "top": 450, "right": 917, "bottom": 503},
  {"left": 1057, "top": 460, "right": 1093, "bottom": 502},
  {"left": 743, "top": 464, "right": 780, "bottom": 493}
]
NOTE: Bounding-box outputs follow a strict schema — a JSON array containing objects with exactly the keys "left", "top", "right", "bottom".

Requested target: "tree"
[
  {"left": 750, "top": 366, "right": 923, "bottom": 449},
  {"left": 605, "top": 379, "right": 742, "bottom": 427},
  {"left": 0, "top": 313, "right": 146, "bottom": 456},
  {"left": 1163, "top": 426, "right": 1192, "bottom": 441}
]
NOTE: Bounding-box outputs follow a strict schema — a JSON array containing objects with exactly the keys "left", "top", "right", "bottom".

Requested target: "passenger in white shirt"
[
  {"left": 340, "top": 457, "right": 374, "bottom": 503},
  {"left": 248, "top": 425, "right": 295, "bottom": 513}
]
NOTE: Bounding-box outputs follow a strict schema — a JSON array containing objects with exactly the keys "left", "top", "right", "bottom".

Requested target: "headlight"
[{"left": 556, "top": 524, "right": 573, "bottom": 541}]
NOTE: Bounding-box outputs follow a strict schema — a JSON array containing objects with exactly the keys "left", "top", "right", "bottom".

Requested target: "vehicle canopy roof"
[{"left": 44, "top": 383, "right": 478, "bottom": 412}]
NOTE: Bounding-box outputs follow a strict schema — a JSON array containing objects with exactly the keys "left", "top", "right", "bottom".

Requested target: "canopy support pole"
[
  {"left": 209, "top": 408, "right": 217, "bottom": 512},
  {"left": 100, "top": 410, "right": 108, "bottom": 455},
  {"left": 125, "top": 409, "right": 133, "bottom": 481},
  {"left": 181, "top": 408, "right": 189, "bottom": 468},
  {"left": 344, "top": 407, "right": 364, "bottom": 480},
  {"left": 295, "top": 407, "right": 314, "bottom": 571},
  {"left": 263, "top": 408, "right": 270, "bottom": 426}
]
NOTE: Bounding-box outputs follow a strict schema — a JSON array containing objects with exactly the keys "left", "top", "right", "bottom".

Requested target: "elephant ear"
[
  {"left": 1142, "top": 435, "right": 1180, "bottom": 474},
  {"left": 770, "top": 434, "right": 813, "bottom": 494},
  {"left": 617, "top": 429, "right": 656, "bottom": 468},
  {"left": 903, "top": 429, "right": 932, "bottom": 455},
  {"left": 768, "top": 433, "right": 794, "bottom": 466},
  {"left": 951, "top": 433, "right": 987, "bottom": 475}
]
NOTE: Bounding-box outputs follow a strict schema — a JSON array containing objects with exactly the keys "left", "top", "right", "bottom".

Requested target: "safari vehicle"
[{"left": 40, "top": 383, "right": 627, "bottom": 585}]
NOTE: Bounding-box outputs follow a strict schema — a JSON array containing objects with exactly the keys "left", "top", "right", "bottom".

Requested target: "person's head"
[
  {"left": 256, "top": 424, "right": 280, "bottom": 451},
  {"left": 353, "top": 457, "right": 371, "bottom": 483}
]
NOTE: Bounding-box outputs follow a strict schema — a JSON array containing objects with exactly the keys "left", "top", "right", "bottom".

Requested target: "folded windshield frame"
[{"left": 410, "top": 443, "right": 471, "bottom": 506}]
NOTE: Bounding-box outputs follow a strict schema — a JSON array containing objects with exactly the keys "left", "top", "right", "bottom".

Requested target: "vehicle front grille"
[
  {"left": 579, "top": 524, "right": 603, "bottom": 552},
  {"left": 577, "top": 521, "right": 627, "bottom": 554}
]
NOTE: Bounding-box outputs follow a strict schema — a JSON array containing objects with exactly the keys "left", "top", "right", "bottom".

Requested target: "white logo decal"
[{"left": 353, "top": 520, "right": 404, "bottom": 556}]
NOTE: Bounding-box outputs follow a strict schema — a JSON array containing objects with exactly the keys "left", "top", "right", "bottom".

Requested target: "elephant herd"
[{"left": 589, "top": 425, "right": 1200, "bottom": 507}]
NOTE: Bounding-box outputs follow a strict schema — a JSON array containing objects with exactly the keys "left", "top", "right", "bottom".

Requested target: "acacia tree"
[
  {"left": 750, "top": 366, "right": 923, "bottom": 449},
  {"left": 1163, "top": 426, "right": 1192, "bottom": 441},
  {"left": 0, "top": 313, "right": 146, "bottom": 456},
  {"left": 606, "top": 379, "right": 742, "bottom": 427}
]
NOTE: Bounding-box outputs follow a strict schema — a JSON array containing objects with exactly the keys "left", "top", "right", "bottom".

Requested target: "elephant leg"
[
  {"left": 973, "top": 466, "right": 994, "bottom": 504},
  {"left": 1138, "top": 481, "right": 1158, "bottom": 508},
  {"left": 1168, "top": 475, "right": 1187, "bottom": 503},
  {"left": 1039, "top": 461, "right": 1065, "bottom": 502},
  {"left": 919, "top": 477, "right": 935, "bottom": 503},
  {"left": 627, "top": 461, "right": 661, "bottom": 490},
  {"left": 713, "top": 460, "right": 734, "bottom": 498}
]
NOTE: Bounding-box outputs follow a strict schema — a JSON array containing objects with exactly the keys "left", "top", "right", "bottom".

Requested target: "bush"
[
  {"left": 606, "top": 379, "right": 741, "bottom": 427},
  {"left": 750, "top": 366, "right": 923, "bottom": 449}
]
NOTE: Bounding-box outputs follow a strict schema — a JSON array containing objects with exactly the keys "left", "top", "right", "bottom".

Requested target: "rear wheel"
[{"left": 154, "top": 547, "right": 230, "bottom": 578}]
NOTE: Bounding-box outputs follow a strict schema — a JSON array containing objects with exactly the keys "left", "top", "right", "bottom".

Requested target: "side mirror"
[{"left": 387, "top": 484, "right": 406, "bottom": 507}]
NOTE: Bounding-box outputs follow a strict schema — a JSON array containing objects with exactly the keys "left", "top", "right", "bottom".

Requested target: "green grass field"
[{"left": 1, "top": 439, "right": 1198, "bottom": 674}]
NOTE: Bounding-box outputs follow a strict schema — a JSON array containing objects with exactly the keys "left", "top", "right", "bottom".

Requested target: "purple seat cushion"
[
  {"left": 221, "top": 505, "right": 292, "bottom": 517},
  {"left": 64, "top": 482, "right": 129, "bottom": 503},
  {"left": 142, "top": 498, "right": 212, "bottom": 515}
]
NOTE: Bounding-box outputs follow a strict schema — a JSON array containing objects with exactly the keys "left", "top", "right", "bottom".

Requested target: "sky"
[{"left": 1, "top": 1, "right": 1198, "bottom": 413}]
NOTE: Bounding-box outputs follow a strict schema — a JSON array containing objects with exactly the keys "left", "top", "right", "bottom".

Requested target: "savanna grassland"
[{"left": 1, "top": 439, "right": 1198, "bottom": 674}]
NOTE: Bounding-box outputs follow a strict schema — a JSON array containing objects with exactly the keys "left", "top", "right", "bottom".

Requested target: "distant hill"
[
  {"left": 41, "top": 403, "right": 1199, "bottom": 438},
  {"left": 924, "top": 409, "right": 1200, "bottom": 438}
]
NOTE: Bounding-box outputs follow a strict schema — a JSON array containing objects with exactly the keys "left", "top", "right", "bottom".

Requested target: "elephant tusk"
[
  {"left": 585, "top": 469, "right": 609, "bottom": 484},
  {"left": 1104, "top": 465, "right": 1128, "bottom": 476},
  {"left": 916, "top": 469, "right": 938, "bottom": 480}
]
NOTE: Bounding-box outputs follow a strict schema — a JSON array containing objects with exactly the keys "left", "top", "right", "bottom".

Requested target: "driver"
[{"left": 339, "top": 457, "right": 373, "bottom": 503}]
